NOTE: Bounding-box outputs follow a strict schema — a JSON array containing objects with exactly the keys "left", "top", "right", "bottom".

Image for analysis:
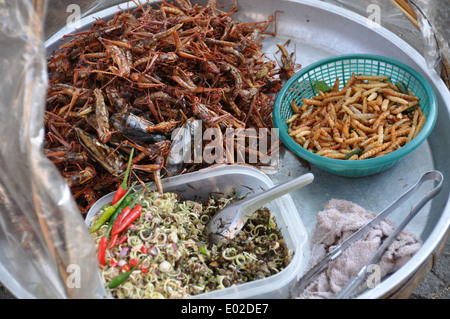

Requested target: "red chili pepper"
[
  {"left": 140, "top": 245, "right": 148, "bottom": 254},
  {"left": 129, "top": 258, "right": 140, "bottom": 268},
  {"left": 141, "top": 268, "right": 148, "bottom": 274},
  {"left": 111, "top": 188, "right": 144, "bottom": 236},
  {"left": 120, "top": 264, "right": 131, "bottom": 273},
  {"left": 117, "top": 235, "right": 128, "bottom": 245},
  {"left": 108, "top": 233, "right": 119, "bottom": 250},
  {"left": 97, "top": 237, "right": 109, "bottom": 266},
  {"left": 111, "top": 148, "right": 134, "bottom": 205},
  {"left": 112, "top": 204, "right": 143, "bottom": 236},
  {"left": 110, "top": 258, "right": 119, "bottom": 268},
  {"left": 111, "top": 206, "right": 132, "bottom": 237}
]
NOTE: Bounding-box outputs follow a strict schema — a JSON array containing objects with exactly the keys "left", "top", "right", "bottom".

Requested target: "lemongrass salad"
[{"left": 90, "top": 190, "right": 292, "bottom": 299}]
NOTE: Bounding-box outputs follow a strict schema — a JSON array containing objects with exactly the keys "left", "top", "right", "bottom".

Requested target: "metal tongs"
[
  {"left": 290, "top": 170, "right": 444, "bottom": 299},
  {"left": 205, "top": 173, "right": 314, "bottom": 245}
]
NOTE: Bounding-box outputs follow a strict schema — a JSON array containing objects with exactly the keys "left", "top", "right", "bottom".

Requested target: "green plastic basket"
[{"left": 273, "top": 54, "right": 438, "bottom": 177}]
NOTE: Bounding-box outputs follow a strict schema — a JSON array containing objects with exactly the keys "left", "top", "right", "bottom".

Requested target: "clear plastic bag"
[
  {"left": 0, "top": 0, "right": 107, "bottom": 299},
  {"left": 0, "top": 0, "right": 447, "bottom": 299}
]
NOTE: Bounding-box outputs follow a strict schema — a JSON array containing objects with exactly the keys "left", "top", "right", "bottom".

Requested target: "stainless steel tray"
[{"left": 45, "top": 0, "right": 450, "bottom": 299}]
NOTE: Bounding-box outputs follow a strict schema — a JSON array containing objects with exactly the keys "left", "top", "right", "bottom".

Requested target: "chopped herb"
[
  {"left": 313, "top": 80, "right": 332, "bottom": 93},
  {"left": 395, "top": 81, "right": 409, "bottom": 94}
]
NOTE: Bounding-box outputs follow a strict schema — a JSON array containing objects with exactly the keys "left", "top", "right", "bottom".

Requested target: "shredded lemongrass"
[{"left": 91, "top": 190, "right": 292, "bottom": 299}]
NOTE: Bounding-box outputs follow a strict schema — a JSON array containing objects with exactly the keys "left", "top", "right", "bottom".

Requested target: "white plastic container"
[{"left": 86, "top": 165, "right": 309, "bottom": 299}]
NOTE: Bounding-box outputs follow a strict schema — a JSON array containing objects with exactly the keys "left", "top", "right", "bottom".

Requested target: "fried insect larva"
[
  {"left": 324, "top": 152, "right": 347, "bottom": 159},
  {"left": 289, "top": 74, "right": 424, "bottom": 160},
  {"left": 301, "top": 98, "right": 326, "bottom": 106},
  {"left": 316, "top": 149, "right": 337, "bottom": 156},
  {"left": 379, "top": 89, "right": 420, "bottom": 100},
  {"left": 342, "top": 116, "right": 351, "bottom": 139},
  {"left": 355, "top": 83, "right": 389, "bottom": 89},
  {"left": 367, "top": 100, "right": 380, "bottom": 111},
  {"left": 406, "top": 109, "right": 420, "bottom": 143},
  {"left": 386, "top": 95, "right": 408, "bottom": 105},
  {"left": 345, "top": 136, "right": 365, "bottom": 146},
  {"left": 322, "top": 90, "right": 347, "bottom": 99},
  {"left": 291, "top": 100, "right": 301, "bottom": 114},
  {"left": 385, "top": 127, "right": 411, "bottom": 141},
  {"left": 313, "top": 139, "right": 322, "bottom": 151},
  {"left": 392, "top": 118, "right": 411, "bottom": 129},
  {"left": 390, "top": 125, "right": 397, "bottom": 142},
  {"left": 333, "top": 126, "right": 344, "bottom": 143},
  {"left": 392, "top": 136, "right": 407, "bottom": 148},
  {"left": 381, "top": 98, "right": 390, "bottom": 111},
  {"left": 341, "top": 105, "right": 359, "bottom": 121},
  {"left": 362, "top": 86, "right": 381, "bottom": 97},
  {"left": 372, "top": 110, "right": 390, "bottom": 130},
  {"left": 414, "top": 113, "right": 426, "bottom": 138},
  {"left": 312, "top": 126, "right": 321, "bottom": 141},
  {"left": 356, "top": 75, "right": 391, "bottom": 81},
  {"left": 378, "top": 137, "right": 407, "bottom": 157},
  {"left": 351, "top": 118, "right": 374, "bottom": 133},
  {"left": 319, "top": 128, "right": 333, "bottom": 141},
  {"left": 303, "top": 138, "right": 311, "bottom": 150},
  {"left": 359, "top": 142, "right": 392, "bottom": 160},
  {"left": 377, "top": 124, "right": 384, "bottom": 145},
  {"left": 353, "top": 126, "right": 368, "bottom": 139},
  {"left": 342, "top": 73, "right": 356, "bottom": 91},
  {"left": 289, "top": 125, "right": 310, "bottom": 137},
  {"left": 387, "top": 81, "right": 400, "bottom": 91},
  {"left": 286, "top": 114, "right": 300, "bottom": 124},
  {"left": 359, "top": 135, "right": 379, "bottom": 147},
  {"left": 300, "top": 105, "right": 315, "bottom": 119},
  {"left": 295, "top": 130, "right": 311, "bottom": 139},
  {"left": 331, "top": 77, "right": 340, "bottom": 92},
  {"left": 391, "top": 101, "right": 419, "bottom": 114},
  {"left": 367, "top": 91, "right": 378, "bottom": 102},
  {"left": 342, "top": 91, "right": 362, "bottom": 107}
]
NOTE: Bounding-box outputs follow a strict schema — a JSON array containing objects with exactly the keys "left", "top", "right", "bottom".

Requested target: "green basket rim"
[{"left": 273, "top": 54, "right": 438, "bottom": 170}]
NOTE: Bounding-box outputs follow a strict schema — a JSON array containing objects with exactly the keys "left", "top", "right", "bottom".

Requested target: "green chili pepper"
[
  {"left": 395, "top": 81, "right": 409, "bottom": 94},
  {"left": 313, "top": 81, "right": 331, "bottom": 93},
  {"left": 105, "top": 187, "right": 141, "bottom": 237},
  {"left": 90, "top": 182, "right": 137, "bottom": 234},
  {"left": 345, "top": 148, "right": 362, "bottom": 160},
  {"left": 107, "top": 254, "right": 149, "bottom": 289}
]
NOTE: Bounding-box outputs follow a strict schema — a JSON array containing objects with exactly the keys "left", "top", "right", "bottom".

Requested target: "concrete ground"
[{"left": 409, "top": 236, "right": 450, "bottom": 299}]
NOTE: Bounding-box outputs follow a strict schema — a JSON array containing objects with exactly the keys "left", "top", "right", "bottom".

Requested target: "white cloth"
[{"left": 295, "top": 199, "right": 422, "bottom": 299}]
